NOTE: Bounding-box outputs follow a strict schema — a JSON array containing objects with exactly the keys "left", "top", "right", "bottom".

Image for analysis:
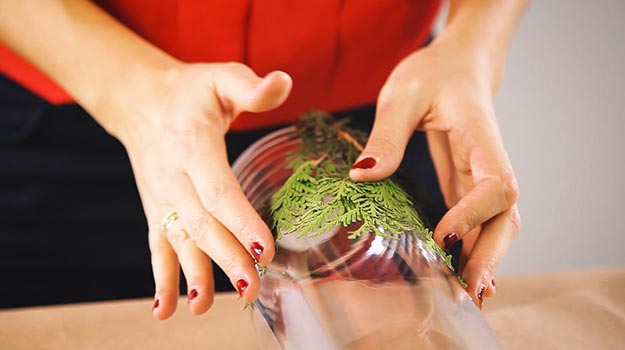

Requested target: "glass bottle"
[{"left": 231, "top": 126, "right": 502, "bottom": 350}]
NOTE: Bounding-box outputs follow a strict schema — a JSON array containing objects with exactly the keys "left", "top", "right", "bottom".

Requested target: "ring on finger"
[
  {"left": 161, "top": 211, "right": 179, "bottom": 232},
  {"left": 161, "top": 210, "right": 191, "bottom": 245}
]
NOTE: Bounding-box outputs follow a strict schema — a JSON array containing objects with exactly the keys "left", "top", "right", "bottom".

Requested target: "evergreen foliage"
[{"left": 268, "top": 111, "right": 459, "bottom": 275}]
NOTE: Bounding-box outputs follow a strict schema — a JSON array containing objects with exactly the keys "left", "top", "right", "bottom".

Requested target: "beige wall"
[{"left": 494, "top": 0, "right": 625, "bottom": 274}]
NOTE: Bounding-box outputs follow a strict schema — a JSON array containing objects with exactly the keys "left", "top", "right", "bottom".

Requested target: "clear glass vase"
[{"left": 231, "top": 126, "right": 501, "bottom": 350}]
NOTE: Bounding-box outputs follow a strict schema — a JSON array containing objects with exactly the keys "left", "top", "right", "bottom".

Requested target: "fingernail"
[
  {"left": 351, "top": 157, "right": 377, "bottom": 170},
  {"left": 188, "top": 289, "right": 199, "bottom": 303},
  {"left": 152, "top": 298, "right": 160, "bottom": 311},
  {"left": 443, "top": 232, "right": 458, "bottom": 249},
  {"left": 477, "top": 284, "right": 486, "bottom": 301},
  {"left": 236, "top": 279, "right": 248, "bottom": 297},
  {"left": 251, "top": 242, "right": 264, "bottom": 262}
]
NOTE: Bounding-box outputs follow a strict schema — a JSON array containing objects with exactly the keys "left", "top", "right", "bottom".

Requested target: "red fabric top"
[{"left": 0, "top": 0, "right": 440, "bottom": 131}]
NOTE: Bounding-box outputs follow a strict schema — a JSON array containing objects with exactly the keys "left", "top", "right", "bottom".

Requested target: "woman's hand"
[
  {"left": 110, "top": 62, "right": 292, "bottom": 320},
  {"left": 349, "top": 40, "right": 520, "bottom": 308},
  {"left": 1, "top": 0, "right": 293, "bottom": 319},
  {"left": 1, "top": 0, "right": 294, "bottom": 319}
]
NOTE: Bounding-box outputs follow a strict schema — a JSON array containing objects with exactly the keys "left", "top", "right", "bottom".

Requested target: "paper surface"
[{"left": 1, "top": 269, "right": 623, "bottom": 349}]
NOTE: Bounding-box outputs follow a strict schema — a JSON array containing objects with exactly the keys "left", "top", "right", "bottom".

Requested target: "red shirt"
[{"left": 0, "top": 0, "right": 440, "bottom": 130}]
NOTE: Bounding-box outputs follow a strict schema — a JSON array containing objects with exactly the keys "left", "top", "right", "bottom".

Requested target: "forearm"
[
  {"left": 434, "top": 0, "right": 530, "bottom": 90},
  {"left": 0, "top": 0, "right": 179, "bottom": 134}
]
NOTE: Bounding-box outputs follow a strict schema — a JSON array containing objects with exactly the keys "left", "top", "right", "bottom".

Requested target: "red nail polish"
[
  {"left": 236, "top": 279, "right": 248, "bottom": 297},
  {"left": 443, "top": 232, "right": 458, "bottom": 249},
  {"left": 152, "top": 299, "right": 160, "bottom": 310},
  {"left": 251, "top": 242, "right": 264, "bottom": 262},
  {"left": 188, "top": 289, "right": 199, "bottom": 303},
  {"left": 477, "top": 284, "right": 486, "bottom": 301},
  {"left": 491, "top": 279, "right": 496, "bottom": 288},
  {"left": 351, "top": 157, "right": 377, "bottom": 170}
]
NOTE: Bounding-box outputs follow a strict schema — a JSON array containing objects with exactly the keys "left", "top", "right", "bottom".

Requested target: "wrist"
[
  {"left": 426, "top": 36, "right": 502, "bottom": 93},
  {"left": 432, "top": 0, "right": 529, "bottom": 92},
  {"left": 89, "top": 55, "right": 183, "bottom": 142}
]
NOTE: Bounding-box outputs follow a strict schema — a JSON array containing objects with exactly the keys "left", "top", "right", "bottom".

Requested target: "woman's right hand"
[
  {"left": 0, "top": 0, "right": 292, "bottom": 320},
  {"left": 108, "top": 62, "right": 292, "bottom": 320}
]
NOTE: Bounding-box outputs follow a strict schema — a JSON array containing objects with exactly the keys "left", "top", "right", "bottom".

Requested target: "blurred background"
[{"left": 494, "top": 0, "right": 625, "bottom": 274}]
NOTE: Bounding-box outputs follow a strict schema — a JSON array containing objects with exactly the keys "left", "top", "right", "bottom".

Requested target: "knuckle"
[
  {"left": 502, "top": 173, "right": 520, "bottom": 206},
  {"left": 169, "top": 126, "right": 201, "bottom": 155},
  {"left": 167, "top": 125, "right": 219, "bottom": 160},
  {"left": 222, "top": 62, "right": 255, "bottom": 79},
  {"left": 185, "top": 211, "right": 215, "bottom": 243},
  {"left": 480, "top": 259, "right": 498, "bottom": 280},
  {"left": 368, "top": 134, "right": 402, "bottom": 156},
  {"left": 167, "top": 227, "right": 191, "bottom": 252},
  {"left": 508, "top": 207, "right": 522, "bottom": 237},
  {"left": 487, "top": 171, "right": 520, "bottom": 209},
  {"left": 218, "top": 253, "right": 241, "bottom": 276},
  {"left": 233, "top": 220, "right": 254, "bottom": 241},
  {"left": 466, "top": 255, "right": 498, "bottom": 280},
  {"left": 199, "top": 181, "right": 238, "bottom": 213},
  {"left": 458, "top": 203, "right": 481, "bottom": 233}
]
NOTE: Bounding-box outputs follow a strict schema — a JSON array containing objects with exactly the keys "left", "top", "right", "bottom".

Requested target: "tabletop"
[{"left": 1, "top": 269, "right": 624, "bottom": 349}]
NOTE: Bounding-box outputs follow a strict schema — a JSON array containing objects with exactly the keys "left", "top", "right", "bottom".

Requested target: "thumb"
[
  {"left": 349, "top": 102, "right": 419, "bottom": 182},
  {"left": 213, "top": 63, "right": 293, "bottom": 115}
]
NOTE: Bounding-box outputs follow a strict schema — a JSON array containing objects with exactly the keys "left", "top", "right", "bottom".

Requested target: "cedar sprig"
[{"left": 268, "top": 111, "right": 461, "bottom": 277}]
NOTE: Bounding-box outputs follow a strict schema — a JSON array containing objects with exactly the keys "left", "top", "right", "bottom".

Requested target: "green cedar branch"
[{"left": 268, "top": 111, "right": 464, "bottom": 284}]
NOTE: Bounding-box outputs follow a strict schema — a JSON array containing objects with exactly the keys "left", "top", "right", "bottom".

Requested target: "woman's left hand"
[{"left": 349, "top": 39, "right": 520, "bottom": 307}]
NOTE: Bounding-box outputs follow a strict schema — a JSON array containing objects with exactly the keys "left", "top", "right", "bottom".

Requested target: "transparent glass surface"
[{"left": 232, "top": 127, "right": 501, "bottom": 350}]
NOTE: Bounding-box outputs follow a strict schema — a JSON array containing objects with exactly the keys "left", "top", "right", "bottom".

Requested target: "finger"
[
  {"left": 184, "top": 125, "right": 276, "bottom": 266},
  {"left": 459, "top": 226, "right": 481, "bottom": 270},
  {"left": 162, "top": 214, "right": 215, "bottom": 315},
  {"left": 433, "top": 124, "right": 519, "bottom": 249},
  {"left": 132, "top": 175, "right": 181, "bottom": 320},
  {"left": 169, "top": 174, "right": 261, "bottom": 303},
  {"left": 426, "top": 131, "right": 456, "bottom": 207},
  {"left": 148, "top": 226, "right": 180, "bottom": 320},
  {"left": 349, "top": 83, "right": 428, "bottom": 182},
  {"left": 213, "top": 64, "right": 292, "bottom": 115},
  {"left": 433, "top": 174, "right": 515, "bottom": 249},
  {"left": 461, "top": 206, "right": 521, "bottom": 307}
]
